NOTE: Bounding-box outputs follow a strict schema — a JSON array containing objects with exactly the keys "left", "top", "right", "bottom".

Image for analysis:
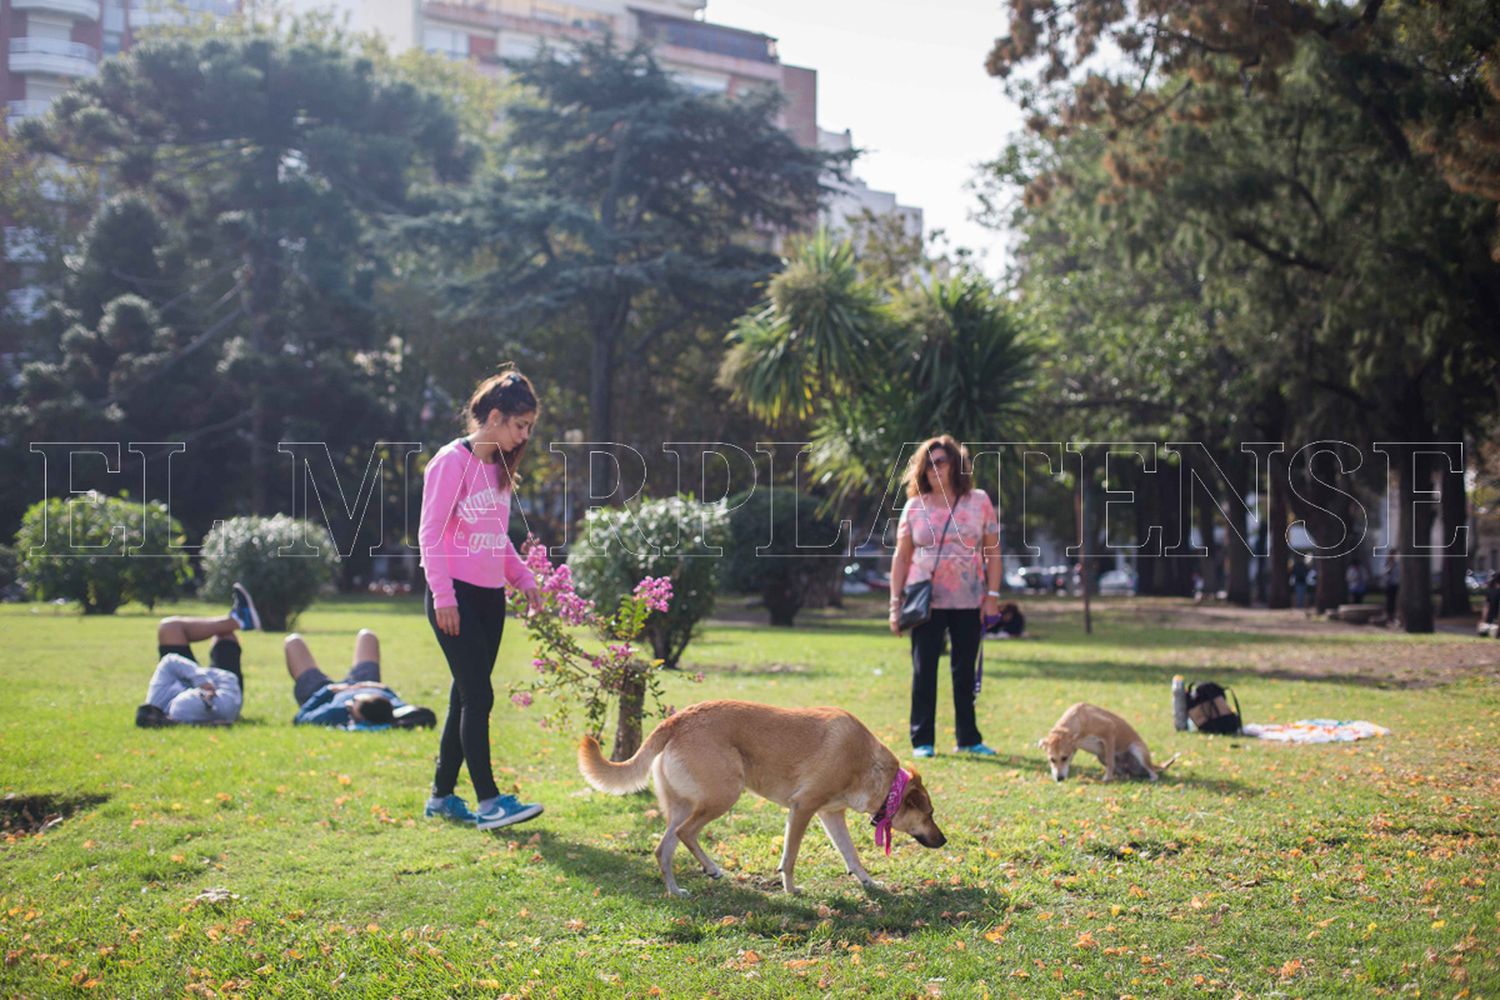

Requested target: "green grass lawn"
[{"left": 1, "top": 595, "right": 1496, "bottom": 998}]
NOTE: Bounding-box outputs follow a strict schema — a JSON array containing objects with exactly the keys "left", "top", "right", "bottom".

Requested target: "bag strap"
[
  {"left": 932, "top": 511, "right": 953, "bottom": 560},
  {"left": 1226, "top": 687, "right": 1243, "bottom": 724}
]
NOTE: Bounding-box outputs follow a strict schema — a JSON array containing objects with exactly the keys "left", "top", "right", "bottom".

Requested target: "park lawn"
[{"left": 0, "top": 595, "right": 1496, "bottom": 999}]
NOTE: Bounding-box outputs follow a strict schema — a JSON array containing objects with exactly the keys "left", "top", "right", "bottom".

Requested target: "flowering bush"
[
  {"left": 568, "top": 496, "right": 729, "bottom": 669},
  {"left": 509, "top": 540, "right": 695, "bottom": 760}
]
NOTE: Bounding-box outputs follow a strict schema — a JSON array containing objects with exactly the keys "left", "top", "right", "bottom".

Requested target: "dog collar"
[{"left": 871, "top": 768, "right": 910, "bottom": 857}]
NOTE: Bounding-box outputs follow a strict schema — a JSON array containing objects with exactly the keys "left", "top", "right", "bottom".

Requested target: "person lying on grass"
[
  {"left": 135, "top": 583, "right": 259, "bottom": 727},
  {"left": 284, "top": 629, "right": 434, "bottom": 730}
]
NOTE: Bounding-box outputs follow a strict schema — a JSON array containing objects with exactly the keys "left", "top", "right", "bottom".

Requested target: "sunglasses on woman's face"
[{"left": 929, "top": 453, "right": 951, "bottom": 467}]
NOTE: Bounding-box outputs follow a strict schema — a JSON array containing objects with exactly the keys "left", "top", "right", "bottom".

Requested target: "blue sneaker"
[
  {"left": 229, "top": 583, "right": 261, "bottom": 632},
  {"left": 912, "top": 745, "right": 936, "bottom": 758},
  {"left": 425, "top": 794, "right": 477, "bottom": 824},
  {"left": 957, "top": 743, "right": 998, "bottom": 756},
  {"left": 476, "top": 794, "right": 544, "bottom": 831}
]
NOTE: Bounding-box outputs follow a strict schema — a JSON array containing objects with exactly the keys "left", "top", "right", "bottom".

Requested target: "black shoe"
[{"left": 230, "top": 583, "right": 261, "bottom": 631}]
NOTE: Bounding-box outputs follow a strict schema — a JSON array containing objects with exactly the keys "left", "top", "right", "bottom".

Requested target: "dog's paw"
[
  {"left": 666, "top": 886, "right": 691, "bottom": 898},
  {"left": 703, "top": 866, "right": 724, "bottom": 879}
]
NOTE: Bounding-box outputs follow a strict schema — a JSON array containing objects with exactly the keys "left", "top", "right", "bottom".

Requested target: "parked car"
[
  {"left": 1097, "top": 569, "right": 1137, "bottom": 595},
  {"left": 842, "top": 561, "right": 889, "bottom": 595}
]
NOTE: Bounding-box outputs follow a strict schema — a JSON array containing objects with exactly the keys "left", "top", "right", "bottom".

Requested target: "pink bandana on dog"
[{"left": 871, "top": 768, "right": 911, "bottom": 856}]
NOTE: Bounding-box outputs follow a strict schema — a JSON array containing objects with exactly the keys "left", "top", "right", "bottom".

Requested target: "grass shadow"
[
  {"left": 0, "top": 791, "right": 110, "bottom": 835},
  {"left": 531, "top": 835, "right": 1011, "bottom": 943}
]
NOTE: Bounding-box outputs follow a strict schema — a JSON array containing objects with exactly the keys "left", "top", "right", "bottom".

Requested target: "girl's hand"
[
  {"left": 522, "top": 582, "right": 542, "bottom": 617},
  {"left": 434, "top": 605, "right": 460, "bottom": 636},
  {"left": 983, "top": 594, "right": 1000, "bottom": 619},
  {"left": 889, "top": 599, "right": 902, "bottom": 636}
]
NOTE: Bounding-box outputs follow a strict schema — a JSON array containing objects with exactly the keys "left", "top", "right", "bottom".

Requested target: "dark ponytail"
[{"left": 465, "top": 367, "right": 538, "bottom": 492}]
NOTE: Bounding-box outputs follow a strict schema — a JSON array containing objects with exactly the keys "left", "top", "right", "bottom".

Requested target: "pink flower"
[
  {"left": 510, "top": 692, "right": 533, "bottom": 708},
  {"left": 632, "top": 576, "right": 673, "bottom": 614},
  {"left": 692, "top": 672, "right": 705, "bottom": 683},
  {"left": 532, "top": 658, "right": 550, "bottom": 674}
]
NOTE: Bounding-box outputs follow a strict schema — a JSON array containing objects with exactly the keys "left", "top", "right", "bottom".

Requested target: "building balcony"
[
  {"left": 10, "top": 0, "right": 100, "bottom": 21},
  {"left": 128, "top": 0, "right": 236, "bottom": 28},
  {"left": 6, "top": 99, "right": 53, "bottom": 122},
  {"left": 7, "top": 37, "right": 101, "bottom": 79}
]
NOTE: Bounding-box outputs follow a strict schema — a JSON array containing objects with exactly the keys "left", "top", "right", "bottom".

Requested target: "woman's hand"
[
  {"left": 982, "top": 594, "right": 1000, "bottom": 619},
  {"left": 434, "top": 605, "right": 460, "bottom": 636},
  {"left": 889, "top": 598, "right": 902, "bottom": 636},
  {"left": 521, "top": 582, "right": 542, "bottom": 617}
]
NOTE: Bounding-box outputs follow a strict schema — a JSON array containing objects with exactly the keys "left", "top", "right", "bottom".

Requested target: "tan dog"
[
  {"left": 578, "top": 700, "right": 947, "bottom": 897},
  {"left": 1039, "top": 703, "right": 1179, "bottom": 783}
]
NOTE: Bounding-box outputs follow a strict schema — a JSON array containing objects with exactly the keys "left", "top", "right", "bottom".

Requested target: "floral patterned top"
[{"left": 898, "top": 489, "right": 999, "bottom": 609}]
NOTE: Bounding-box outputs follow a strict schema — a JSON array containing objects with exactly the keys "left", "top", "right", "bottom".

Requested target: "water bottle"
[{"left": 1172, "top": 675, "right": 1188, "bottom": 732}]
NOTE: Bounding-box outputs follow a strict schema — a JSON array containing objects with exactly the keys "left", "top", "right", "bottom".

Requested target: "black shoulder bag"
[{"left": 898, "top": 513, "right": 953, "bottom": 632}]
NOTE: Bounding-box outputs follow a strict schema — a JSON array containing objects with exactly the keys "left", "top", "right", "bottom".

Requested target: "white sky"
[{"left": 704, "top": 0, "right": 1023, "bottom": 274}]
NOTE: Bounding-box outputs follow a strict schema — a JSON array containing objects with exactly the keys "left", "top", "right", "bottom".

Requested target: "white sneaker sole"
[{"left": 476, "top": 804, "right": 544, "bottom": 830}]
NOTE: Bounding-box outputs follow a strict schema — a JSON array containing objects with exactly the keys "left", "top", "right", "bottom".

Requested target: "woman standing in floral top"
[{"left": 889, "top": 436, "right": 1002, "bottom": 758}]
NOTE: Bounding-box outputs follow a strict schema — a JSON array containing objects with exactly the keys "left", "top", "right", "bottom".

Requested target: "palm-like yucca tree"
[
  {"left": 718, "top": 230, "right": 887, "bottom": 423},
  {"left": 723, "top": 231, "right": 1036, "bottom": 508}
]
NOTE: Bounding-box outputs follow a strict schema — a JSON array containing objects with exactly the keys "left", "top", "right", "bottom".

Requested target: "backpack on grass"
[{"left": 1186, "top": 682, "right": 1242, "bottom": 735}]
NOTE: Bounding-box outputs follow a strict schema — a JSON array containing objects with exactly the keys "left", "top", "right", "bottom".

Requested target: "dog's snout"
[{"left": 916, "top": 830, "right": 946, "bottom": 849}]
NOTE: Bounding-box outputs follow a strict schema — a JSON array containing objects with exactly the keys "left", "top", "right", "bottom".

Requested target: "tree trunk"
[
  {"left": 764, "top": 578, "right": 801, "bottom": 626},
  {"left": 1398, "top": 447, "right": 1436, "bottom": 633},
  {"left": 1439, "top": 441, "right": 1472, "bottom": 617},
  {"left": 588, "top": 296, "right": 634, "bottom": 506},
  {"left": 611, "top": 672, "right": 645, "bottom": 761},
  {"left": 1267, "top": 454, "right": 1291, "bottom": 609},
  {"left": 1196, "top": 462, "right": 1218, "bottom": 596},
  {"left": 1224, "top": 449, "right": 1252, "bottom": 607}
]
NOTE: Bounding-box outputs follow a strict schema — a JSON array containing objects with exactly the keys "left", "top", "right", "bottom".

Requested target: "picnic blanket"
[{"left": 1242, "top": 719, "right": 1389, "bottom": 744}]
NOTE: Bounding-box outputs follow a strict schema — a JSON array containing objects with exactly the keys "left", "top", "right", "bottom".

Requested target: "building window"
[{"left": 423, "top": 26, "right": 467, "bottom": 59}]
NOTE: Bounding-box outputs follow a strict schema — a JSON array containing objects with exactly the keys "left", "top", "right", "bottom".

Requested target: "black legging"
[
  {"left": 428, "top": 580, "right": 507, "bottom": 802},
  {"left": 909, "top": 607, "right": 983, "bottom": 748}
]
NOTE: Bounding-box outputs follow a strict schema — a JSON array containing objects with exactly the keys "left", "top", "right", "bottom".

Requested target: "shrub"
[
  {"left": 200, "top": 515, "right": 338, "bottom": 630},
  {"left": 721, "top": 486, "right": 844, "bottom": 626},
  {"left": 568, "top": 495, "right": 730, "bottom": 669},
  {"left": 14, "top": 494, "right": 191, "bottom": 614}
]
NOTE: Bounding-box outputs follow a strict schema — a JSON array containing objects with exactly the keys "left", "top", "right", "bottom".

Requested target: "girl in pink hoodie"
[{"left": 419, "top": 368, "right": 545, "bottom": 830}]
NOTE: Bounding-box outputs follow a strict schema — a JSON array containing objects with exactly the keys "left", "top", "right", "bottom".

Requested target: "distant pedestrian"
[
  {"left": 1479, "top": 572, "right": 1500, "bottom": 638},
  {"left": 1292, "top": 556, "right": 1310, "bottom": 610},
  {"left": 1345, "top": 562, "right": 1367, "bottom": 604}
]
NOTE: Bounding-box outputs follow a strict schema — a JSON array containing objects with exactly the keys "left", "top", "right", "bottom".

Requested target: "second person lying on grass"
[
  {"left": 284, "top": 630, "right": 436, "bottom": 730},
  {"left": 579, "top": 700, "right": 947, "bottom": 898}
]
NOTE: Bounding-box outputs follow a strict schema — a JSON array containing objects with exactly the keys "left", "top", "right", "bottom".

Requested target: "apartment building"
[
  {"left": 2, "top": 0, "right": 920, "bottom": 301},
  {"left": 298, "top": 0, "right": 916, "bottom": 237}
]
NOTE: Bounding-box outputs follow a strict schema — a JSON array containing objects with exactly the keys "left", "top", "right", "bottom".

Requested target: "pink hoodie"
[{"left": 418, "top": 438, "right": 535, "bottom": 609}]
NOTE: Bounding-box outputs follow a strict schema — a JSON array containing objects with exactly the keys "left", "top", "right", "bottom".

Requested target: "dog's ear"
[{"left": 904, "top": 766, "right": 922, "bottom": 784}]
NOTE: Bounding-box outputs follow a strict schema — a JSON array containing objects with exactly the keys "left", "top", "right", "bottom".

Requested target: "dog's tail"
[
  {"left": 578, "top": 719, "right": 674, "bottom": 795},
  {"left": 1156, "top": 752, "right": 1181, "bottom": 773}
]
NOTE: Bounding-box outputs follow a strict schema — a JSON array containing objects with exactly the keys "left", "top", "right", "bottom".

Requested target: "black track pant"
[
  {"left": 428, "top": 580, "right": 507, "bottom": 802},
  {"left": 909, "top": 607, "right": 983, "bottom": 749}
]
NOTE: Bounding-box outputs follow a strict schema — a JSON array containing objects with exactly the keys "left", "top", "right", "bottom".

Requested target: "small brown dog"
[
  {"left": 579, "top": 700, "right": 947, "bottom": 897},
  {"left": 1039, "top": 702, "right": 1179, "bottom": 783}
]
